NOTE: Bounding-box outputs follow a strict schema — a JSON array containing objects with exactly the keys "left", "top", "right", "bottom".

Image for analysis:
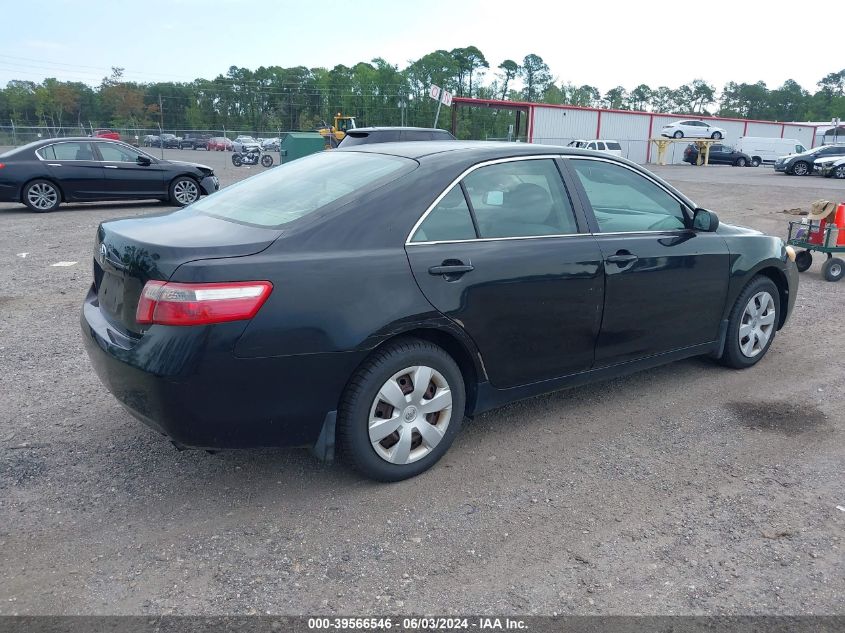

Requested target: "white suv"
[
  {"left": 567, "top": 139, "right": 623, "bottom": 156},
  {"left": 661, "top": 120, "right": 725, "bottom": 140}
]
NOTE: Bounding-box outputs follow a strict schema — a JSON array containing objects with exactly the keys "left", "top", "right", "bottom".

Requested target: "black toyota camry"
[
  {"left": 81, "top": 142, "right": 799, "bottom": 481},
  {"left": 0, "top": 138, "right": 219, "bottom": 212}
]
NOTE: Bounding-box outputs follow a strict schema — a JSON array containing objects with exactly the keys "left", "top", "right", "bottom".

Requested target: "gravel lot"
[{"left": 1, "top": 149, "right": 843, "bottom": 615}]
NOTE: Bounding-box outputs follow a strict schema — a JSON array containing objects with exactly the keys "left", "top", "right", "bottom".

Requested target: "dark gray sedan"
[{"left": 0, "top": 137, "right": 219, "bottom": 212}]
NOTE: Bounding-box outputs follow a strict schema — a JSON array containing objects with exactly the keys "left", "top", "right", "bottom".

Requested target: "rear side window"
[
  {"left": 606, "top": 142, "right": 622, "bottom": 150},
  {"left": 411, "top": 186, "right": 476, "bottom": 243},
  {"left": 37, "top": 142, "right": 96, "bottom": 161},
  {"left": 463, "top": 159, "right": 578, "bottom": 238},
  {"left": 193, "top": 151, "right": 413, "bottom": 228}
]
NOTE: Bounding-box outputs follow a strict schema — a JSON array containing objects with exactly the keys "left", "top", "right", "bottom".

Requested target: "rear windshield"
[
  {"left": 606, "top": 142, "right": 622, "bottom": 150},
  {"left": 192, "top": 151, "right": 414, "bottom": 228}
]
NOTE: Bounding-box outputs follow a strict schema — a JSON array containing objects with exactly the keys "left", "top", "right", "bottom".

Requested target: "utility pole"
[{"left": 159, "top": 95, "right": 164, "bottom": 159}]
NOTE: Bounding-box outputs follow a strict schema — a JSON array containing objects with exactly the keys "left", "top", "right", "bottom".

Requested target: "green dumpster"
[{"left": 278, "top": 132, "right": 326, "bottom": 163}]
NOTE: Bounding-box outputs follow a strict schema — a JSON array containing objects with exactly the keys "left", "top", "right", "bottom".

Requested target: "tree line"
[{"left": 1, "top": 48, "right": 843, "bottom": 140}]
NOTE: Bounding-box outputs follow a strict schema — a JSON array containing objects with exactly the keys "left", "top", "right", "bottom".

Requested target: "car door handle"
[
  {"left": 47, "top": 163, "right": 62, "bottom": 167},
  {"left": 428, "top": 262, "right": 474, "bottom": 276},
  {"left": 104, "top": 165, "right": 118, "bottom": 169},
  {"left": 606, "top": 252, "right": 638, "bottom": 265}
]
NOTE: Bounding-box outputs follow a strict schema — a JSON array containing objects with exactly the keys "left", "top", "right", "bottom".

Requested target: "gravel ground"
[{"left": 0, "top": 150, "right": 843, "bottom": 615}]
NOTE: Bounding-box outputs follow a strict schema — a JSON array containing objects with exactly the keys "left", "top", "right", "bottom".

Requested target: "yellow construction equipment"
[{"left": 318, "top": 113, "right": 357, "bottom": 148}]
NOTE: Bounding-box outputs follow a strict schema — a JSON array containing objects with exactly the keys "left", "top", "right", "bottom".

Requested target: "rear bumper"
[
  {"left": 81, "top": 285, "right": 365, "bottom": 449},
  {"left": 0, "top": 181, "right": 19, "bottom": 202},
  {"left": 783, "top": 261, "right": 799, "bottom": 327}
]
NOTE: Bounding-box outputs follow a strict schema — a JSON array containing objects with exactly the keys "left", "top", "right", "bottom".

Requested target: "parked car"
[
  {"left": 261, "top": 137, "right": 280, "bottom": 151},
  {"left": 567, "top": 139, "right": 623, "bottom": 156},
  {"left": 0, "top": 138, "right": 219, "bottom": 212},
  {"left": 148, "top": 133, "right": 182, "bottom": 149},
  {"left": 814, "top": 155, "right": 845, "bottom": 179},
  {"left": 661, "top": 120, "right": 725, "bottom": 139},
  {"left": 774, "top": 144, "right": 845, "bottom": 175},
  {"left": 233, "top": 136, "right": 261, "bottom": 153},
  {"left": 180, "top": 133, "right": 212, "bottom": 150},
  {"left": 734, "top": 136, "right": 807, "bottom": 167},
  {"left": 142, "top": 135, "right": 159, "bottom": 147},
  {"left": 338, "top": 127, "right": 456, "bottom": 147},
  {"left": 80, "top": 141, "right": 798, "bottom": 481},
  {"left": 207, "top": 137, "right": 233, "bottom": 151},
  {"left": 683, "top": 143, "right": 753, "bottom": 166},
  {"left": 93, "top": 129, "right": 120, "bottom": 141}
]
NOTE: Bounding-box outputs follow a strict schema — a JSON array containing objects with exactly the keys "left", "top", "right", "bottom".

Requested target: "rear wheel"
[
  {"left": 673, "top": 131, "right": 684, "bottom": 139},
  {"left": 337, "top": 338, "right": 465, "bottom": 482},
  {"left": 751, "top": 157, "right": 761, "bottom": 167},
  {"left": 711, "top": 131, "right": 722, "bottom": 139},
  {"left": 822, "top": 257, "right": 844, "bottom": 282},
  {"left": 232, "top": 154, "right": 242, "bottom": 167},
  {"left": 168, "top": 176, "right": 200, "bottom": 206},
  {"left": 720, "top": 276, "right": 780, "bottom": 369},
  {"left": 735, "top": 157, "right": 747, "bottom": 167},
  {"left": 23, "top": 179, "right": 61, "bottom": 212},
  {"left": 260, "top": 154, "right": 273, "bottom": 168},
  {"left": 795, "top": 250, "right": 813, "bottom": 272},
  {"left": 791, "top": 161, "right": 810, "bottom": 176}
]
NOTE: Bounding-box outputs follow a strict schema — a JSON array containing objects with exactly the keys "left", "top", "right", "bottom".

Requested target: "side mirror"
[
  {"left": 137, "top": 156, "right": 151, "bottom": 166},
  {"left": 692, "top": 208, "right": 719, "bottom": 232}
]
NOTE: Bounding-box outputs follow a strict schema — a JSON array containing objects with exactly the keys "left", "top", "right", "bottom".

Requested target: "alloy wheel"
[
  {"left": 835, "top": 165, "right": 845, "bottom": 179},
  {"left": 738, "top": 291, "right": 776, "bottom": 358},
  {"left": 368, "top": 365, "right": 453, "bottom": 465},
  {"left": 792, "top": 161, "right": 809, "bottom": 176},
  {"left": 173, "top": 179, "right": 199, "bottom": 205},
  {"left": 26, "top": 182, "right": 59, "bottom": 210}
]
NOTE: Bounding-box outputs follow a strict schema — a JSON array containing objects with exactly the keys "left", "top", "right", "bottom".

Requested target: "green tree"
[{"left": 519, "top": 54, "right": 552, "bottom": 102}]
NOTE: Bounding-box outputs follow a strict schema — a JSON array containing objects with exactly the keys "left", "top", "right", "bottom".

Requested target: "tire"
[
  {"left": 720, "top": 276, "right": 780, "bottom": 369},
  {"left": 751, "top": 157, "right": 761, "bottom": 167},
  {"left": 232, "top": 154, "right": 242, "bottom": 167},
  {"left": 735, "top": 157, "right": 747, "bottom": 167},
  {"left": 711, "top": 131, "right": 722, "bottom": 139},
  {"left": 673, "top": 131, "right": 684, "bottom": 139},
  {"left": 337, "top": 338, "right": 466, "bottom": 482},
  {"left": 791, "top": 161, "right": 810, "bottom": 176},
  {"left": 168, "top": 176, "right": 200, "bottom": 206},
  {"left": 795, "top": 250, "right": 813, "bottom": 273},
  {"left": 822, "top": 257, "right": 844, "bottom": 282},
  {"left": 23, "top": 179, "right": 61, "bottom": 212},
  {"left": 260, "top": 154, "right": 273, "bottom": 168},
  {"left": 834, "top": 165, "right": 845, "bottom": 179}
]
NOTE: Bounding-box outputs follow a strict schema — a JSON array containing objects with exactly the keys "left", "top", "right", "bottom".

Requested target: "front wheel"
[
  {"left": 711, "top": 131, "right": 722, "bottom": 139},
  {"left": 791, "top": 161, "right": 810, "bottom": 176},
  {"left": 834, "top": 165, "right": 845, "bottom": 179},
  {"left": 168, "top": 176, "right": 200, "bottom": 206},
  {"left": 260, "top": 154, "right": 274, "bottom": 168},
  {"left": 735, "top": 157, "right": 747, "bottom": 167},
  {"left": 337, "top": 338, "right": 465, "bottom": 482},
  {"left": 23, "top": 179, "right": 61, "bottom": 212},
  {"left": 720, "top": 276, "right": 780, "bottom": 369},
  {"left": 822, "top": 257, "right": 844, "bottom": 282},
  {"left": 673, "top": 131, "right": 684, "bottom": 139},
  {"left": 232, "top": 154, "right": 243, "bottom": 167}
]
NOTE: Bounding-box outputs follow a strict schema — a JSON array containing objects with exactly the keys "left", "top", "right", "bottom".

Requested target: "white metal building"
[{"left": 453, "top": 97, "right": 821, "bottom": 164}]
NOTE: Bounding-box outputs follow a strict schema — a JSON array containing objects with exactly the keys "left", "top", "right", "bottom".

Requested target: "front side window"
[
  {"left": 570, "top": 159, "right": 687, "bottom": 233},
  {"left": 463, "top": 159, "right": 578, "bottom": 238},
  {"left": 606, "top": 142, "right": 622, "bottom": 150},
  {"left": 796, "top": 145, "right": 806, "bottom": 153},
  {"left": 411, "top": 186, "right": 476, "bottom": 243},
  {"left": 97, "top": 143, "right": 143, "bottom": 162},
  {"left": 38, "top": 142, "right": 96, "bottom": 161}
]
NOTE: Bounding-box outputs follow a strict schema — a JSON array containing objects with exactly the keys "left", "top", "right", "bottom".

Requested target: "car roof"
[
  {"left": 347, "top": 127, "right": 453, "bottom": 133},
  {"left": 337, "top": 140, "right": 613, "bottom": 160}
]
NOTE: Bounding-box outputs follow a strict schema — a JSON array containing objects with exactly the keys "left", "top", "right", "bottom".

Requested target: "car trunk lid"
[{"left": 93, "top": 208, "right": 282, "bottom": 334}]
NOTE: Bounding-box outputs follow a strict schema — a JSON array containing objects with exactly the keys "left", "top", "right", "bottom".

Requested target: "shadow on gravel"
[{"left": 726, "top": 400, "right": 828, "bottom": 436}]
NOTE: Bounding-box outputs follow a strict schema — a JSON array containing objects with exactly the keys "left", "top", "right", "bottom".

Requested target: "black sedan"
[
  {"left": 774, "top": 144, "right": 845, "bottom": 175},
  {"left": 0, "top": 138, "right": 219, "bottom": 212},
  {"left": 339, "top": 127, "right": 456, "bottom": 147},
  {"left": 684, "top": 143, "right": 753, "bottom": 167},
  {"left": 81, "top": 142, "right": 798, "bottom": 481}
]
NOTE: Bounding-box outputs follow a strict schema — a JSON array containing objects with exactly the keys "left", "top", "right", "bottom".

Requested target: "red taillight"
[
  {"left": 0, "top": 163, "right": 5, "bottom": 169},
  {"left": 135, "top": 280, "right": 273, "bottom": 326}
]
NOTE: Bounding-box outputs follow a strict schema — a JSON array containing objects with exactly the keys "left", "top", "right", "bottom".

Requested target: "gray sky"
[{"left": 0, "top": 0, "right": 834, "bottom": 94}]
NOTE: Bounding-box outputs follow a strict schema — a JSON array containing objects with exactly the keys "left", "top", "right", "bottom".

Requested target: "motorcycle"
[{"left": 232, "top": 146, "right": 274, "bottom": 168}]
